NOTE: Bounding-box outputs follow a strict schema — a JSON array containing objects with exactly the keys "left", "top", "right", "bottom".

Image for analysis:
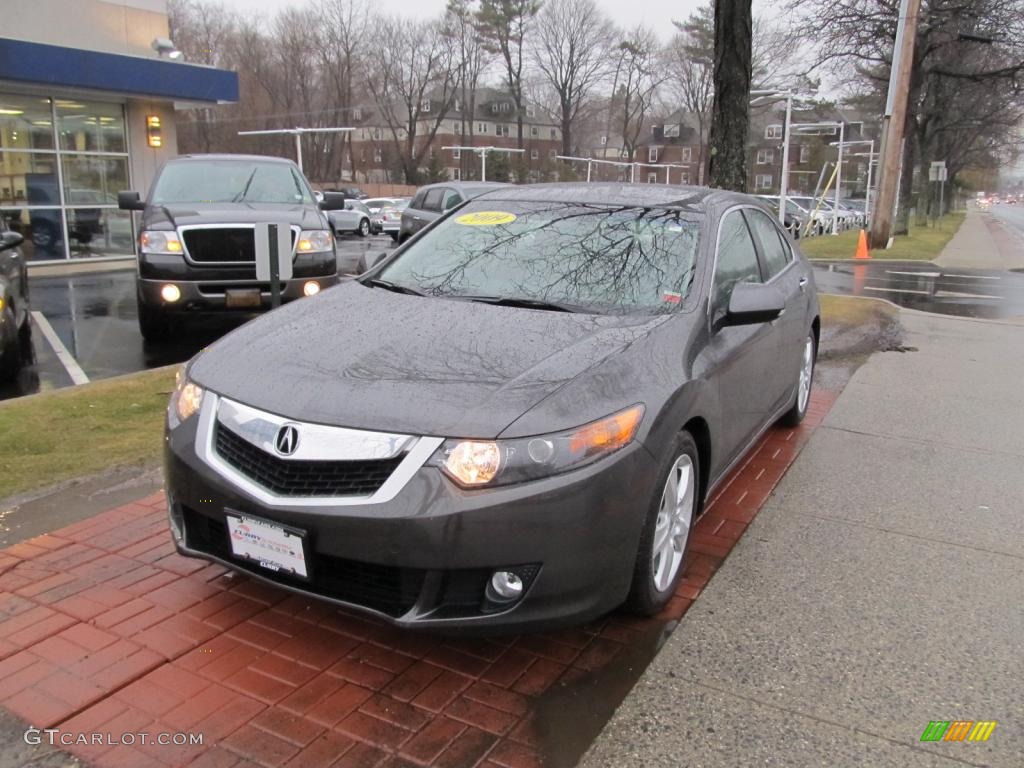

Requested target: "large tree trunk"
[{"left": 707, "top": 0, "right": 752, "bottom": 192}]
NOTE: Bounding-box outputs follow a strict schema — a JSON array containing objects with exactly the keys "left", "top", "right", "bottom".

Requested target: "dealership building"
[{"left": 0, "top": 0, "right": 238, "bottom": 262}]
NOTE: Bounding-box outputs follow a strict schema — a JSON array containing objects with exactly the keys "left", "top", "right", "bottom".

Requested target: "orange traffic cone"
[{"left": 855, "top": 229, "right": 871, "bottom": 259}]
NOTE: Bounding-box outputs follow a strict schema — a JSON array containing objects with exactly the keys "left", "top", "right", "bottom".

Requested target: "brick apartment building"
[{"left": 348, "top": 87, "right": 562, "bottom": 184}]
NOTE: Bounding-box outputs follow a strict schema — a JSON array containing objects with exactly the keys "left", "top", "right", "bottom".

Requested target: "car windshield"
[
  {"left": 151, "top": 160, "right": 314, "bottom": 205},
  {"left": 376, "top": 202, "right": 701, "bottom": 314}
]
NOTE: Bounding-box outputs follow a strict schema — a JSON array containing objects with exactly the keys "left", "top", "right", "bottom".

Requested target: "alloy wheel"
[
  {"left": 651, "top": 454, "right": 696, "bottom": 592},
  {"left": 798, "top": 334, "right": 814, "bottom": 414}
]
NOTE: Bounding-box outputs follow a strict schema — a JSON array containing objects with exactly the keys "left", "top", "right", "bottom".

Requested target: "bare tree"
[
  {"left": 444, "top": 0, "right": 492, "bottom": 179},
  {"left": 666, "top": 5, "right": 714, "bottom": 183},
  {"left": 475, "top": 0, "right": 542, "bottom": 149},
  {"left": 611, "top": 27, "right": 664, "bottom": 166},
  {"left": 708, "top": 0, "right": 753, "bottom": 191},
  {"left": 365, "top": 18, "right": 459, "bottom": 184},
  {"left": 531, "top": 0, "right": 614, "bottom": 157}
]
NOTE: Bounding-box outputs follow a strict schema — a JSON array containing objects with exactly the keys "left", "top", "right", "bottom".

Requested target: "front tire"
[
  {"left": 625, "top": 430, "right": 701, "bottom": 616},
  {"left": 780, "top": 332, "right": 816, "bottom": 426},
  {"left": 138, "top": 301, "right": 172, "bottom": 343}
]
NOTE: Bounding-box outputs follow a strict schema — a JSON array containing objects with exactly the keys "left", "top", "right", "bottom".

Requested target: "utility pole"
[{"left": 869, "top": 0, "right": 922, "bottom": 249}]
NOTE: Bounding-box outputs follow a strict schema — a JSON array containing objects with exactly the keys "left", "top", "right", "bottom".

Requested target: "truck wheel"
[{"left": 138, "top": 301, "right": 172, "bottom": 343}]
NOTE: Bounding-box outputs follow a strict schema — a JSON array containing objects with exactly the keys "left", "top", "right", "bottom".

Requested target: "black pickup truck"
[{"left": 119, "top": 154, "right": 343, "bottom": 341}]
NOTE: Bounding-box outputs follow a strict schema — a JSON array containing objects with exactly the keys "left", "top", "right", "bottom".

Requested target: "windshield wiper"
[
  {"left": 232, "top": 168, "right": 258, "bottom": 202},
  {"left": 364, "top": 278, "right": 424, "bottom": 296},
  {"left": 452, "top": 295, "right": 584, "bottom": 313}
]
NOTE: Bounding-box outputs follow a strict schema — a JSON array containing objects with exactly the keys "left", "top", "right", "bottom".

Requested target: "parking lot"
[{"left": 0, "top": 236, "right": 395, "bottom": 403}]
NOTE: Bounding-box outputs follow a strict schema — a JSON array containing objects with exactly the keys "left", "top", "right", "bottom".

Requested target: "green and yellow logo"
[{"left": 921, "top": 721, "right": 997, "bottom": 742}]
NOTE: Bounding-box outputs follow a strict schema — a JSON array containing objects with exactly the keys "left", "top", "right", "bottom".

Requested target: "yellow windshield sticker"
[{"left": 455, "top": 211, "right": 518, "bottom": 226}]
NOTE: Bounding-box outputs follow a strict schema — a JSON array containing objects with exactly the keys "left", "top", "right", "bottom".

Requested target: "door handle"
[{"left": 798, "top": 277, "right": 808, "bottom": 291}]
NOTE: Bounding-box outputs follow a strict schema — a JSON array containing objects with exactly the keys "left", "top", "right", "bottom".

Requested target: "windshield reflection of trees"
[{"left": 384, "top": 204, "right": 700, "bottom": 314}]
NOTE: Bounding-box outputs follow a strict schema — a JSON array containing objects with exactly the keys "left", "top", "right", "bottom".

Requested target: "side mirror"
[
  {"left": 319, "top": 191, "right": 347, "bottom": 211},
  {"left": 118, "top": 191, "right": 145, "bottom": 211},
  {"left": 314, "top": 190, "right": 324, "bottom": 203},
  {"left": 0, "top": 231, "right": 23, "bottom": 250},
  {"left": 723, "top": 282, "right": 785, "bottom": 326}
]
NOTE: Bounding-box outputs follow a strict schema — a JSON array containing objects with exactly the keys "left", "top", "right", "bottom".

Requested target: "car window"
[
  {"left": 743, "top": 208, "right": 791, "bottom": 279},
  {"left": 713, "top": 210, "right": 762, "bottom": 312},
  {"left": 422, "top": 189, "right": 445, "bottom": 212},
  {"left": 151, "top": 160, "right": 313, "bottom": 205},
  {"left": 410, "top": 191, "right": 426, "bottom": 210},
  {"left": 443, "top": 191, "right": 464, "bottom": 210}
]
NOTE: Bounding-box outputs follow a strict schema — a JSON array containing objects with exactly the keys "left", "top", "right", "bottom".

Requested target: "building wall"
[
  {"left": 126, "top": 99, "right": 178, "bottom": 196},
  {"left": 4, "top": 0, "right": 170, "bottom": 58}
]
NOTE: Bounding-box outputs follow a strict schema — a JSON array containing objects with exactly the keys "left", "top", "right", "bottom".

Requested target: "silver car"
[{"left": 328, "top": 199, "right": 373, "bottom": 238}]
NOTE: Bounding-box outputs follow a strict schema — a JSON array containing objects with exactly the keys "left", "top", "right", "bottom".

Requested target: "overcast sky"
[{"left": 214, "top": 0, "right": 774, "bottom": 39}]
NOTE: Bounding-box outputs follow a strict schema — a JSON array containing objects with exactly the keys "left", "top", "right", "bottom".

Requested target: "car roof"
[
  {"left": 471, "top": 182, "right": 743, "bottom": 212},
  {"left": 171, "top": 153, "right": 296, "bottom": 165}
]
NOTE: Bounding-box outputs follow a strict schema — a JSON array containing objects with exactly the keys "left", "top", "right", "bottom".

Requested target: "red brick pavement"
[{"left": 0, "top": 390, "right": 837, "bottom": 768}]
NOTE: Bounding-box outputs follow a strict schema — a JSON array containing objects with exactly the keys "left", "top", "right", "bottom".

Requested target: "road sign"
[
  {"left": 255, "top": 223, "right": 293, "bottom": 282},
  {"left": 929, "top": 161, "right": 948, "bottom": 182}
]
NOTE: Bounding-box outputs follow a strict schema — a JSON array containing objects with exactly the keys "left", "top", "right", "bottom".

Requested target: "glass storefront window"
[
  {"left": 1, "top": 207, "right": 64, "bottom": 261},
  {"left": 0, "top": 150, "right": 60, "bottom": 207},
  {"left": 67, "top": 208, "right": 135, "bottom": 257},
  {"left": 60, "top": 154, "right": 128, "bottom": 205},
  {"left": 0, "top": 94, "right": 56, "bottom": 151},
  {"left": 57, "top": 100, "right": 127, "bottom": 154}
]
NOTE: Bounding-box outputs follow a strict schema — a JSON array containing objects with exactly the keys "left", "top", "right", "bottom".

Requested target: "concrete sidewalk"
[
  {"left": 583, "top": 309, "right": 1024, "bottom": 767},
  {"left": 935, "top": 209, "right": 1024, "bottom": 271}
]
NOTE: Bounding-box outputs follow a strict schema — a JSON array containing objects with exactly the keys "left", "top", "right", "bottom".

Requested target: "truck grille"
[
  {"left": 183, "top": 227, "right": 257, "bottom": 263},
  {"left": 214, "top": 421, "right": 403, "bottom": 497}
]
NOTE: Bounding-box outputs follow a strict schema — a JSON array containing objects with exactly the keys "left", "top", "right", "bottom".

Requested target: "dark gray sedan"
[{"left": 164, "top": 183, "right": 819, "bottom": 632}]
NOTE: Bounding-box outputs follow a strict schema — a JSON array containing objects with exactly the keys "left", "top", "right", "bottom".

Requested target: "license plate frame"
[
  {"left": 225, "top": 511, "right": 310, "bottom": 580},
  {"left": 225, "top": 289, "right": 262, "bottom": 308}
]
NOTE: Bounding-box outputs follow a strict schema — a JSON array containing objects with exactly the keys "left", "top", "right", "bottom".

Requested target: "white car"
[{"left": 327, "top": 199, "right": 373, "bottom": 237}]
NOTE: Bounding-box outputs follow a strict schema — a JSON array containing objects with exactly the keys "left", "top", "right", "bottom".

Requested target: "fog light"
[
  {"left": 161, "top": 284, "right": 181, "bottom": 303},
  {"left": 489, "top": 571, "right": 524, "bottom": 601},
  {"left": 303, "top": 280, "right": 321, "bottom": 297}
]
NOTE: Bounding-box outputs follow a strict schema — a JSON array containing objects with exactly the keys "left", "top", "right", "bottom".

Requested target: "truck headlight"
[
  {"left": 297, "top": 230, "right": 333, "bottom": 253},
  {"left": 140, "top": 230, "right": 183, "bottom": 254},
  {"left": 429, "top": 404, "right": 644, "bottom": 488},
  {"left": 168, "top": 367, "right": 205, "bottom": 428}
]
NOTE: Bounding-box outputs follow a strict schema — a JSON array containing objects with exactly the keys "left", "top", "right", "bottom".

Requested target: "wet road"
[
  {"left": 812, "top": 260, "right": 1024, "bottom": 321},
  {"left": 0, "top": 235, "right": 394, "bottom": 402}
]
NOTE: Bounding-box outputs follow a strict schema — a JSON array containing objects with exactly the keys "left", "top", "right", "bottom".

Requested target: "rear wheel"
[
  {"left": 358, "top": 219, "right": 370, "bottom": 237},
  {"left": 780, "top": 332, "right": 816, "bottom": 426},
  {"left": 625, "top": 430, "right": 701, "bottom": 616}
]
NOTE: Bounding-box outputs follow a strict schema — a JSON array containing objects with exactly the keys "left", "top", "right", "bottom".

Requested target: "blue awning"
[{"left": 0, "top": 37, "right": 238, "bottom": 103}]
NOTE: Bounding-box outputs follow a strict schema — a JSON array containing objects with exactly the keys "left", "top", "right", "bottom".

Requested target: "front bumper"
[
  {"left": 138, "top": 274, "right": 340, "bottom": 314},
  {"left": 164, "top": 394, "right": 659, "bottom": 633}
]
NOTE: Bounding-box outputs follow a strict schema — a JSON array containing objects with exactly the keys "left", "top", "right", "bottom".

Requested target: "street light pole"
[
  {"left": 779, "top": 92, "right": 793, "bottom": 228},
  {"left": 833, "top": 121, "right": 845, "bottom": 235}
]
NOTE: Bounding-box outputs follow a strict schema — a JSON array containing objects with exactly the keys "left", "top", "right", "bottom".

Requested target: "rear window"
[{"left": 378, "top": 201, "right": 701, "bottom": 314}]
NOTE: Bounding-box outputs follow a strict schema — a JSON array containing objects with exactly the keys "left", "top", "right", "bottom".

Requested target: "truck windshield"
[{"left": 151, "top": 160, "right": 314, "bottom": 205}]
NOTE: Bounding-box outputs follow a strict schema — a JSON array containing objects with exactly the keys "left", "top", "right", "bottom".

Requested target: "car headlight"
[
  {"left": 429, "top": 404, "right": 645, "bottom": 488},
  {"left": 140, "top": 230, "right": 183, "bottom": 254},
  {"left": 168, "top": 367, "right": 205, "bottom": 428},
  {"left": 297, "top": 229, "right": 333, "bottom": 253}
]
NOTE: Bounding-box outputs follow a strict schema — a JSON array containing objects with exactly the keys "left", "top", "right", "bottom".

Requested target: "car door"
[
  {"left": 418, "top": 188, "right": 446, "bottom": 230},
  {"left": 743, "top": 207, "right": 808, "bottom": 415},
  {"left": 707, "top": 208, "right": 780, "bottom": 465}
]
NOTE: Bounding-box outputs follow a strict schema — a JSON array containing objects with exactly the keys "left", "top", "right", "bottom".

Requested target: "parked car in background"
[
  {"left": 374, "top": 199, "right": 409, "bottom": 242},
  {"left": 165, "top": 183, "right": 820, "bottom": 631},
  {"left": 118, "top": 154, "right": 341, "bottom": 341},
  {"left": 399, "top": 182, "right": 509, "bottom": 243},
  {"left": 327, "top": 185, "right": 367, "bottom": 200},
  {"left": 328, "top": 199, "right": 374, "bottom": 238},
  {"left": 363, "top": 197, "right": 404, "bottom": 215},
  {"left": 755, "top": 196, "right": 804, "bottom": 239},
  {"left": 0, "top": 218, "right": 31, "bottom": 381}
]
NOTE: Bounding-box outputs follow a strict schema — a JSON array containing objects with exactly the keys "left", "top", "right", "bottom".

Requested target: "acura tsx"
[{"left": 164, "top": 183, "right": 819, "bottom": 632}]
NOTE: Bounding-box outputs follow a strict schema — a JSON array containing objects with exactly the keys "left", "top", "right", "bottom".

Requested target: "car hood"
[
  {"left": 188, "top": 280, "right": 666, "bottom": 438},
  {"left": 142, "top": 202, "right": 325, "bottom": 230}
]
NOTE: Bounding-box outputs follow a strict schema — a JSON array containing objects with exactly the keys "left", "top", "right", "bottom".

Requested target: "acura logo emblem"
[{"left": 275, "top": 425, "right": 299, "bottom": 456}]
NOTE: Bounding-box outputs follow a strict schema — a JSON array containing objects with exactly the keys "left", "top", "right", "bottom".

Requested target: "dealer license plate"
[
  {"left": 226, "top": 513, "right": 308, "bottom": 578},
  {"left": 225, "top": 289, "right": 261, "bottom": 308}
]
